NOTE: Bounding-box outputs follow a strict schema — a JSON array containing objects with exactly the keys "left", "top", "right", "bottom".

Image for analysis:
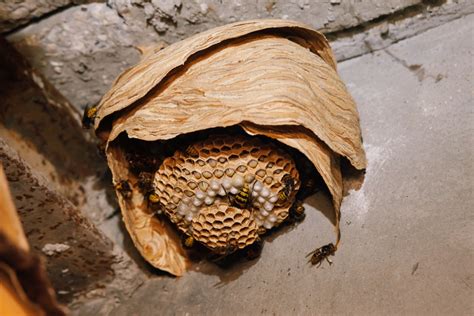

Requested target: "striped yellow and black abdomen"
[{"left": 234, "top": 184, "right": 250, "bottom": 208}]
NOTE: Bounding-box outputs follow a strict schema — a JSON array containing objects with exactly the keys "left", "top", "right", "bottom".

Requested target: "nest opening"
[
  {"left": 111, "top": 125, "right": 329, "bottom": 259},
  {"left": 115, "top": 125, "right": 327, "bottom": 196}
]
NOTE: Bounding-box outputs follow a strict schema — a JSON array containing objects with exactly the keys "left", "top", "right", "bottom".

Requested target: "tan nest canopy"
[{"left": 93, "top": 19, "right": 366, "bottom": 276}]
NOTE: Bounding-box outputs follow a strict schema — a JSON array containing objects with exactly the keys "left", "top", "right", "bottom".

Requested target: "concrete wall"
[{"left": 5, "top": 0, "right": 472, "bottom": 112}]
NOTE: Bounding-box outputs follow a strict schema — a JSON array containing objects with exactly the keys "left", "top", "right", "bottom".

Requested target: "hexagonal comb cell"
[
  {"left": 152, "top": 133, "right": 301, "bottom": 254},
  {"left": 192, "top": 204, "right": 258, "bottom": 253}
]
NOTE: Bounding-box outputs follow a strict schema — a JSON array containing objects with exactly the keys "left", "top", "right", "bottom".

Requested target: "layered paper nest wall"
[{"left": 93, "top": 20, "right": 367, "bottom": 276}]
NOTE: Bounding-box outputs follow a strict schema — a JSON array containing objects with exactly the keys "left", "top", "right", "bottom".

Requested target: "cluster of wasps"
[{"left": 84, "top": 106, "right": 335, "bottom": 267}]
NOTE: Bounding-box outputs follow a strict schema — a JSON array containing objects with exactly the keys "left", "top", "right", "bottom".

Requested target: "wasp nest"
[
  {"left": 153, "top": 135, "right": 299, "bottom": 253},
  {"left": 90, "top": 20, "right": 366, "bottom": 276}
]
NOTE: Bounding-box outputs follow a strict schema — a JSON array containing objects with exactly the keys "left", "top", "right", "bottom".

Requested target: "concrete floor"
[{"left": 111, "top": 15, "right": 474, "bottom": 315}]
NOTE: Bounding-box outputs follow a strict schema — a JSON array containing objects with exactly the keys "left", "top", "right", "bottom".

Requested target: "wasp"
[
  {"left": 277, "top": 174, "right": 295, "bottom": 204},
  {"left": 137, "top": 171, "right": 154, "bottom": 193},
  {"left": 224, "top": 181, "right": 255, "bottom": 209},
  {"left": 147, "top": 192, "right": 160, "bottom": 204},
  {"left": 82, "top": 105, "right": 98, "bottom": 129},
  {"left": 306, "top": 243, "right": 336, "bottom": 267},
  {"left": 146, "top": 192, "right": 163, "bottom": 214},
  {"left": 233, "top": 182, "right": 252, "bottom": 208},
  {"left": 184, "top": 145, "right": 199, "bottom": 158},
  {"left": 115, "top": 180, "right": 132, "bottom": 199},
  {"left": 289, "top": 200, "right": 305, "bottom": 222},
  {"left": 182, "top": 235, "right": 195, "bottom": 248}
]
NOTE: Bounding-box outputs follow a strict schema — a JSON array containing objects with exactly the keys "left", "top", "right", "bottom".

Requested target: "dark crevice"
[
  {"left": 2, "top": 1, "right": 104, "bottom": 36},
  {"left": 324, "top": 0, "right": 448, "bottom": 42}
]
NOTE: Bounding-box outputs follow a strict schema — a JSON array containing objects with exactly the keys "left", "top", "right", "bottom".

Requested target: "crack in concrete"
[
  {"left": 3, "top": 2, "right": 80, "bottom": 36},
  {"left": 328, "top": 2, "right": 474, "bottom": 62},
  {"left": 325, "top": 0, "right": 448, "bottom": 41},
  {"left": 384, "top": 48, "right": 425, "bottom": 81},
  {"left": 384, "top": 48, "right": 445, "bottom": 83}
]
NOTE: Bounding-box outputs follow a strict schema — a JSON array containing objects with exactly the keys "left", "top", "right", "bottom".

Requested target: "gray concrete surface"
[
  {"left": 0, "top": 0, "right": 98, "bottom": 33},
  {"left": 110, "top": 15, "right": 474, "bottom": 316}
]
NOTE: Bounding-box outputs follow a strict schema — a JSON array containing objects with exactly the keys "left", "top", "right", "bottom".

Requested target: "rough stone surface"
[
  {"left": 330, "top": 0, "right": 474, "bottom": 60},
  {"left": 0, "top": 38, "right": 145, "bottom": 313},
  {"left": 0, "top": 0, "right": 99, "bottom": 33},
  {"left": 7, "top": 3, "right": 154, "bottom": 114},
  {"left": 109, "top": 15, "right": 474, "bottom": 315},
  {"left": 0, "top": 138, "right": 116, "bottom": 304},
  {"left": 6, "top": 0, "right": 449, "bottom": 112},
  {"left": 108, "top": 0, "right": 421, "bottom": 42}
]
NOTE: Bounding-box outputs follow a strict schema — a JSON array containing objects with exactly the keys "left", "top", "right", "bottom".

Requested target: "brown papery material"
[{"left": 94, "top": 19, "right": 366, "bottom": 276}]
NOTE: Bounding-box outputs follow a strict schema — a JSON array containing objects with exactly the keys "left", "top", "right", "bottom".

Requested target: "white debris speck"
[
  {"left": 42, "top": 243, "right": 70, "bottom": 256},
  {"left": 31, "top": 73, "right": 44, "bottom": 89}
]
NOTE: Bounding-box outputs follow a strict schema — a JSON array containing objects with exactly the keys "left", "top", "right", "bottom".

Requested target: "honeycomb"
[
  {"left": 152, "top": 134, "right": 300, "bottom": 253},
  {"left": 192, "top": 203, "right": 258, "bottom": 253}
]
